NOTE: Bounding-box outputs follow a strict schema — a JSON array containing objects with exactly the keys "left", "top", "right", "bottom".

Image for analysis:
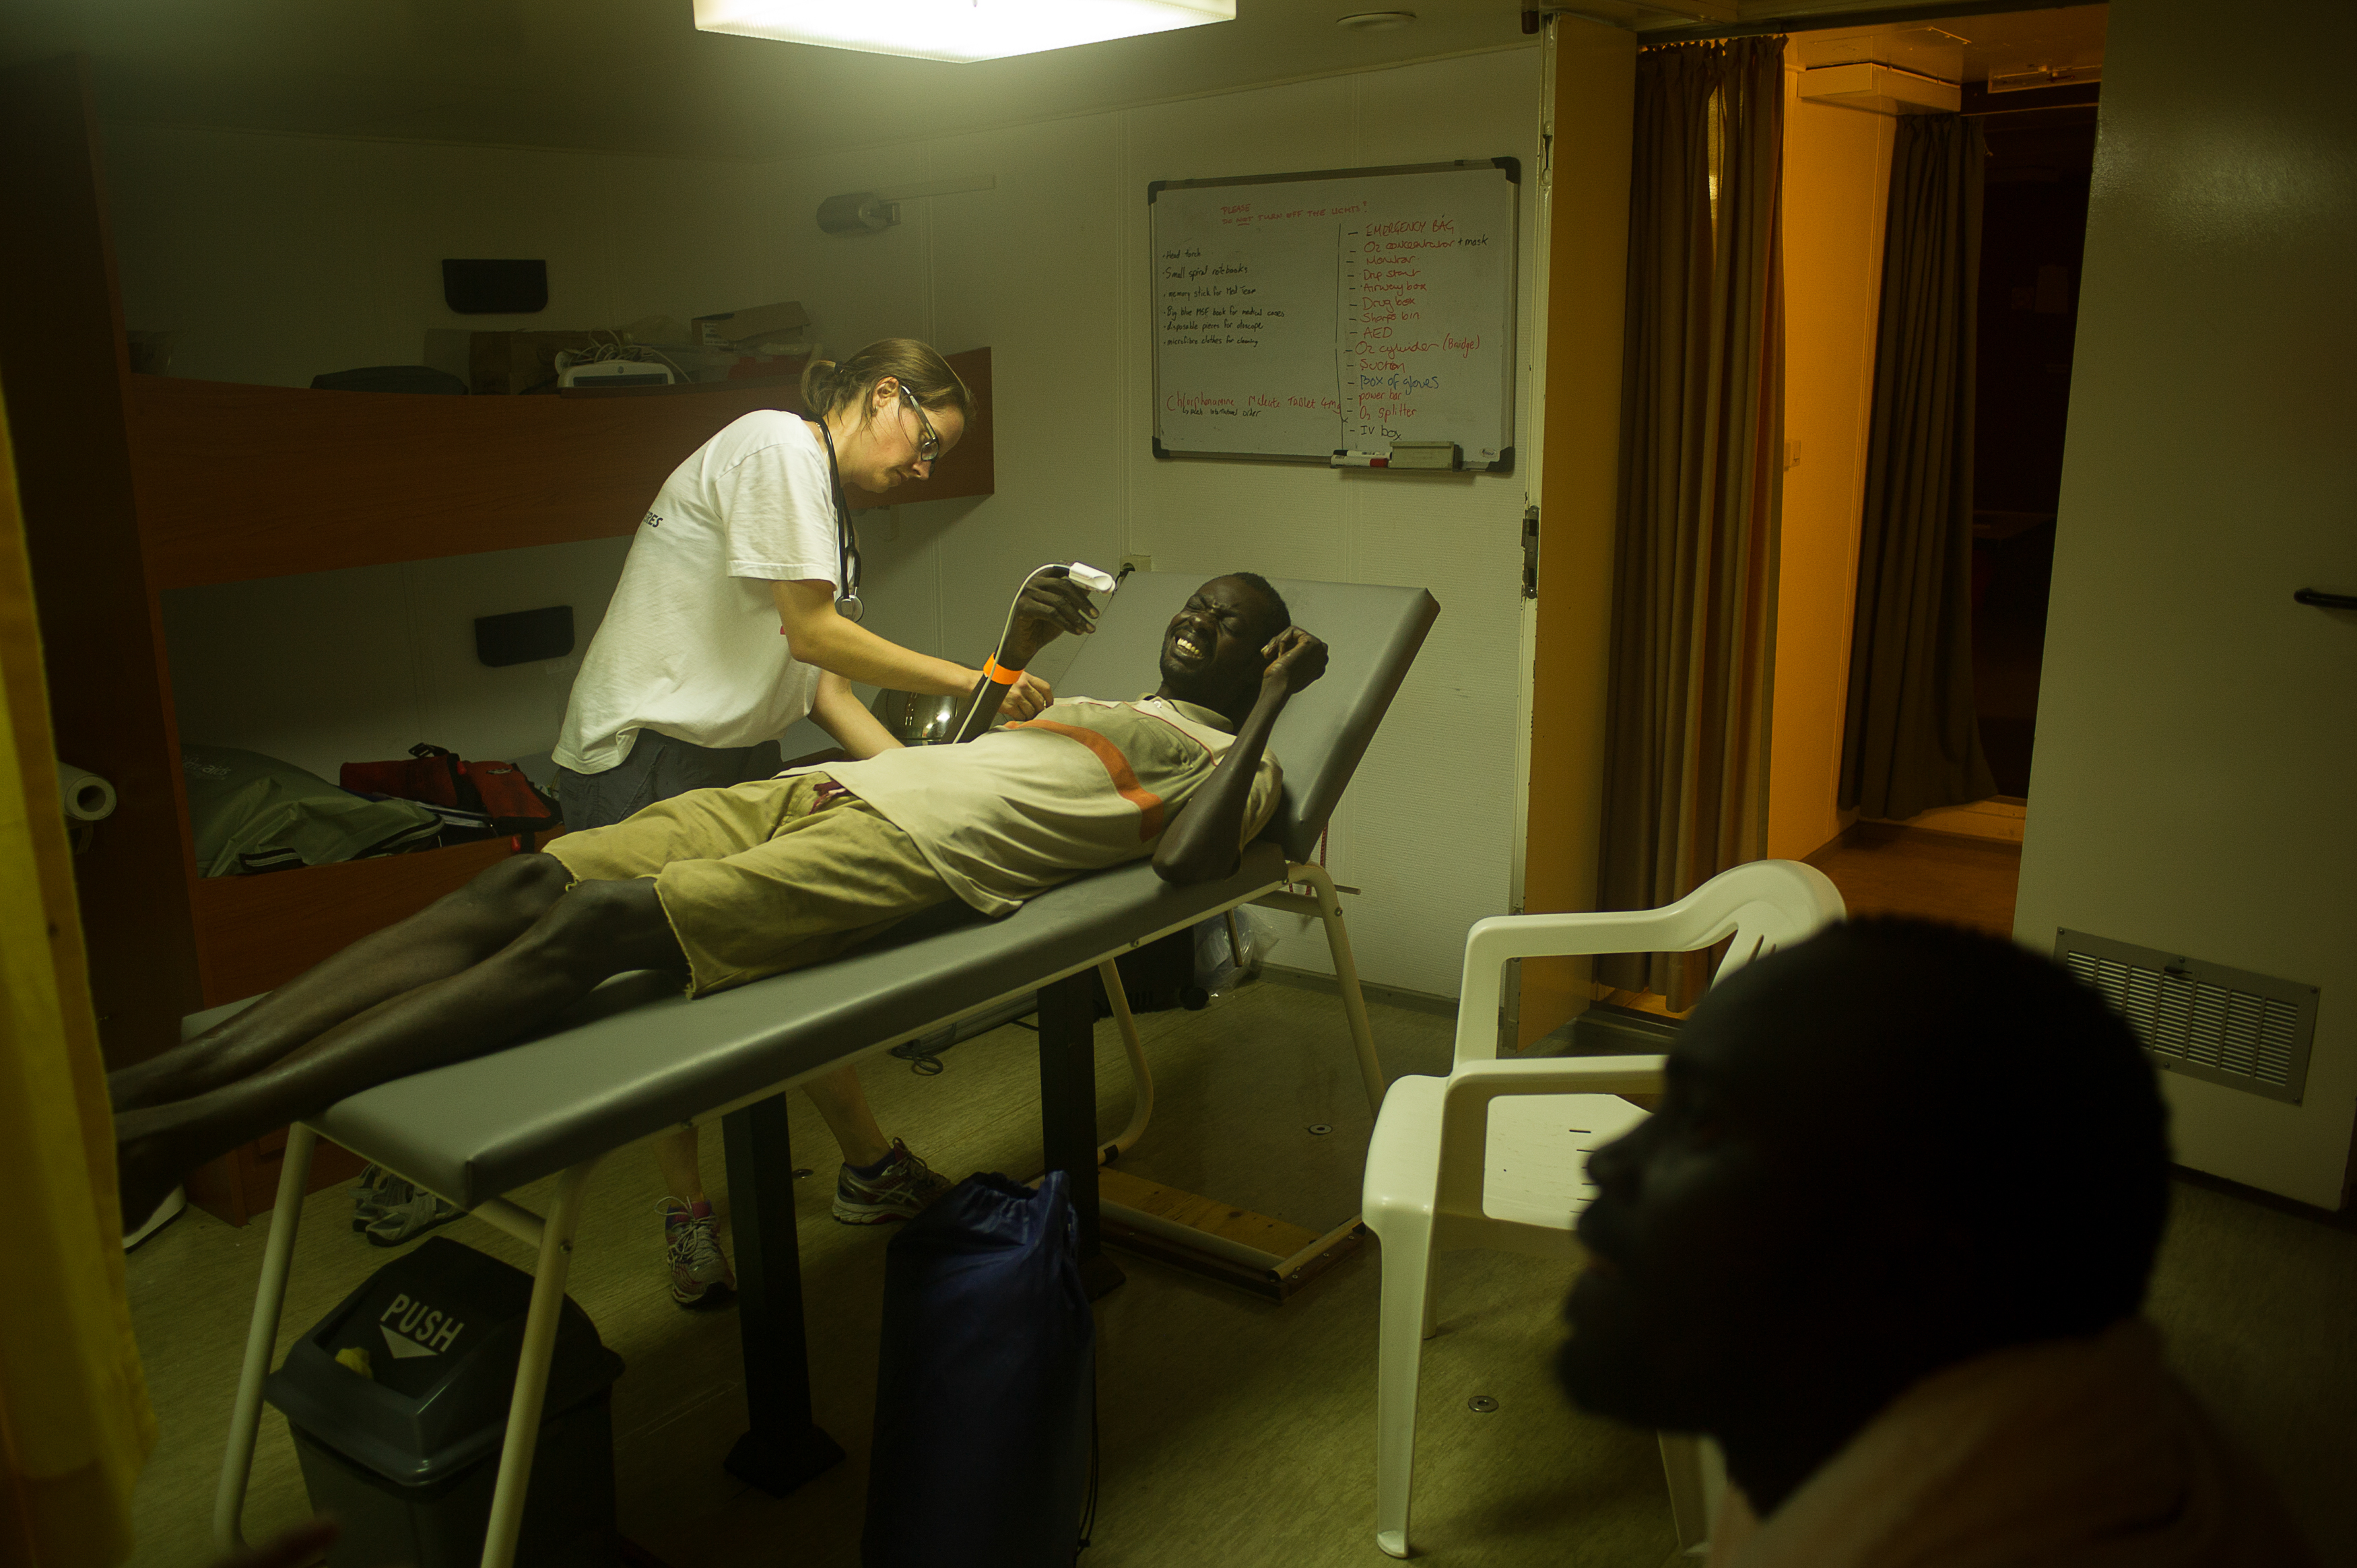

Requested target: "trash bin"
[{"left": 264, "top": 1235, "right": 626, "bottom": 1567}]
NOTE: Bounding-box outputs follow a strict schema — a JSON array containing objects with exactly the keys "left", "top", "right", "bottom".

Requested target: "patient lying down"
[{"left": 110, "top": 572, "right": 1327, "bottom": 1227}]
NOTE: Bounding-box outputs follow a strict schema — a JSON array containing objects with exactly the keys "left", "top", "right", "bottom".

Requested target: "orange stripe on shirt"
[{"left": 1007, "top": 719, "right": 1166, "bottom": 840}]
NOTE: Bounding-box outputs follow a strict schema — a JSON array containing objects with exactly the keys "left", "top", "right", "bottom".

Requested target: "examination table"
[{"left": 209, "top": 572, "right": 1438, "bottom": 1567}]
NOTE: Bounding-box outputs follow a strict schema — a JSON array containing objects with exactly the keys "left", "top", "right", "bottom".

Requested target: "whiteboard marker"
[{"left": 1330, "top": 450, "right": 1390, "bottom": 468}]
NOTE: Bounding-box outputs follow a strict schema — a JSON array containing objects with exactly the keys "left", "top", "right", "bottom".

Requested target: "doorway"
[{"left": 1768, "top": 6, "right": 2108, "bottom": 931}]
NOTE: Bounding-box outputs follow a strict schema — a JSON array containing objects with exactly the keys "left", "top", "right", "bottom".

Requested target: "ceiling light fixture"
[
  {"left": 1337, "top": 10, "right": 1415, "bottom": 29},
  {"left": 694, "top": 0, "right": 1236, "bottom": 63}
]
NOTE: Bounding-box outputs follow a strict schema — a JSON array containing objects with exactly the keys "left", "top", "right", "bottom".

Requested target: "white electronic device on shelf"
[{"left": 558, "top": 359, "right": 674, "bottom": 389}]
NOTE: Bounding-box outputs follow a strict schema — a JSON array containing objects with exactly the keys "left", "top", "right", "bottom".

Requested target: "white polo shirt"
[
  {"left": 807, "top": 695, "right": 1284, "bottom": 916},
  {"left": 555, "top": 411, "right": 840, "bottom": 773}
]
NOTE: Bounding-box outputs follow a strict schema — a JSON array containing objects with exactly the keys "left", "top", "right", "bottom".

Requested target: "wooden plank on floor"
[{"left": 1097, "top": 1165, "right": 1321, "bottom": 1258}]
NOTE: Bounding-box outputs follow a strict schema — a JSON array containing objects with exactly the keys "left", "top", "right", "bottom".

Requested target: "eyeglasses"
[{"left": 898, "top": 384, "right": 943, "bottom": 463}]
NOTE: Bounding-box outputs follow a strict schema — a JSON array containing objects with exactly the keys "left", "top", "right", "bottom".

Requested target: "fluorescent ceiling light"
[{"left": 694, "top": 0, "right": 1236, "bottom": 63}]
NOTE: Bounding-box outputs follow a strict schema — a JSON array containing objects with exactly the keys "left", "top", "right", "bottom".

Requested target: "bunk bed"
[{"left": 0, "top": 53, "right": 994, "bottom": 1221}]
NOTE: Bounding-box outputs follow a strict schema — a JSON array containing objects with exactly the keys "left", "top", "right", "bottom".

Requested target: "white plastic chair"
[{"left": 1360, "top": 859, "right": 1845, "bottom": 1558}]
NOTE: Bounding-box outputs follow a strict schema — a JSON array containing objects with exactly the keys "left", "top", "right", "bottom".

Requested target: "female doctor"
[{"left": 550, "top": 337, "right": 1082, "bottom": 1307}]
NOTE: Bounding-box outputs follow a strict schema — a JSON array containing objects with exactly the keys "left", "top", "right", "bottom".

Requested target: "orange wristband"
[{"left": 983, "top": 657, "right": 1024, "bottom": 685}]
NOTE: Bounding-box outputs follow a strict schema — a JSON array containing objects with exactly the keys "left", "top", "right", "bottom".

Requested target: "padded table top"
[{"left": 187, "top": 574, "right": 1436, "bottom": 1208}]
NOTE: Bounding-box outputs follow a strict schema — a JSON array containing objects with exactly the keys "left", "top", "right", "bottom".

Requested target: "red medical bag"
[{"left": 340, "top": 745, "right": 558, "bottom": 840}]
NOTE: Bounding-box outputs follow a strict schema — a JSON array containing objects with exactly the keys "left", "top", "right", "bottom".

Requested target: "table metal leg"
[
  {"left": 213, "top": 1123, "right": 317, "bottom": 1551},
  {"left": 1097, "top": 957, "right": 1154, "bottom": 1163},
  {"left": 478, "top": 1155, "right": 601, "bottom": 1568},
  {"left": 1038, "top": 970, "right": 1125, "bottom": 1299},
  {"left": 722, "top": 1093, "right": 846, "bottom": 1495},
  {"left": 1262, "top": 864, "right": 1389, "bottom": 1114}
]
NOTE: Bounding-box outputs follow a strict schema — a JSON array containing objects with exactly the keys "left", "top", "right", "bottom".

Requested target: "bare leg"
[
  {"left": 108, "top": 854, "right": 574, "bottom": 1113},
  {"left": 647, "top": 1067, "right": 890, "bottom": 1223},
  {"left": 653, "top": 1125, "right": 706, "bottom": 1203},
  {"left": 114, "top": 878, "right": 684, "bottom": 1225},
  {"left": 801, "top": 1065, "right": 891, "bottom": 1169}
]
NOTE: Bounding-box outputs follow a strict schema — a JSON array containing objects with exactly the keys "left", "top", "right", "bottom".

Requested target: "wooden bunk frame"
[{"left": 1, "top": 55, "right": 995, "bottom": 1221}]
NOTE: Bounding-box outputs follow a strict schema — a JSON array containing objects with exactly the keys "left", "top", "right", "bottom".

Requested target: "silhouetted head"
[
  {"left": 1156, "top": 574, "right": 1293, "bottom": 721},
  {"left": 1557, "top": 918, "right": 2170, "bottom": 1437}
]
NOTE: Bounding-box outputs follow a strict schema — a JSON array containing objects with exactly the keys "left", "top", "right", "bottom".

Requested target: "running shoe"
[
  {"left": 831, "top": 1140, "right": 952, "bottom": 1225},
  {"left": 661, "top": 1197, "right": 736, "bottom": 1309},
  {"left": 352, "top": 1164, "right": 394, "bottom": 1231}
]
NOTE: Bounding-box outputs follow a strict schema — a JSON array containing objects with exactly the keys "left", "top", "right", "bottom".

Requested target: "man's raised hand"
[
  {"left": 1259, "top": 626, "right": 1329, "bottom": 701},
  {"left": 1001, "top": 570, "right": 1098, "bottom": 669}
]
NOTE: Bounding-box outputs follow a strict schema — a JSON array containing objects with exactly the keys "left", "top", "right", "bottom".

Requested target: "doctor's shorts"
[{"left": 543, "top": 772, "right": 952, "bottom": 998}]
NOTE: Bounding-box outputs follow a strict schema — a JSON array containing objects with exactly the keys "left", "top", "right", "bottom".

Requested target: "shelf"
[{"left": 131, "top": 345, "right": 994, "bottom": 588}]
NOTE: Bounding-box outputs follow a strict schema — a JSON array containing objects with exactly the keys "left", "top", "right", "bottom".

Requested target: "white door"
[{"left": 2012, "top": 0, "right": 2357, "bottom": 1206}]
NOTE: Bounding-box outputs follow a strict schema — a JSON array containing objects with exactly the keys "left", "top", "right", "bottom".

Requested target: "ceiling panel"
[
  {"left": 0, "top": 1, "right": 2111, "bottom": 160},
  {"left": 1, "top": 0, "right": 1546, "bottom": 160}
]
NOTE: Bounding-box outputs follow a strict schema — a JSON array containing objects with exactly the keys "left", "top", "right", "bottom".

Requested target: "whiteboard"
[{"left": 1150, "top": 160, "right": 1519, "bottom": 471}]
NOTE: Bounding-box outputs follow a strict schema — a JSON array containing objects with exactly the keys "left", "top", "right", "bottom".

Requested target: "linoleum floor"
[
  {"left": 121, "top": 981, "right": 1674, "bottom": 1568},
  {"left": 121, "top": 976, "right": 2356, "bottom": 1566}
]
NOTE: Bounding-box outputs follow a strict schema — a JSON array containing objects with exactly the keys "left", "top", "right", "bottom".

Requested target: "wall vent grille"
[{"left": 2055, "top": 929, "right": 2318, "bottom": 1105}]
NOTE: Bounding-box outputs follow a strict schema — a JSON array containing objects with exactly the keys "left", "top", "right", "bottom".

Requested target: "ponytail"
[{"left": 800, "top": 338, "right": 973, "bottom": 427}]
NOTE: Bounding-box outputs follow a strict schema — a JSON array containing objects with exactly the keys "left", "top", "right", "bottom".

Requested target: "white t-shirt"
[
  {"left": 556, "top": 411, "right": 840, "bottom": 774},
  {"left": 804, "top": 695, "right": 1284, "bottom": 916}
]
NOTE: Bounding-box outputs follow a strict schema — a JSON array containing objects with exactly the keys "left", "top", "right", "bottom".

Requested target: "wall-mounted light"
[
  {"left": 696, "top": 0, "right": 1234, "bottom": 63},
  {"left": 818, "top": 174, "right": 997, "bottom": 236},
  {"left": 818, "top": 194, "right": 900, "bottom": 235}
]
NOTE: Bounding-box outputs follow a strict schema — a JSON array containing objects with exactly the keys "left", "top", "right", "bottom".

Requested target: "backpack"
[{"left": 863, "top": 1171, "right": 1097, "bottom": 1567}]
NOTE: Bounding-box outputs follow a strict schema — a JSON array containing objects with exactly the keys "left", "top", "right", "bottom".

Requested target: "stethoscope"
[{"left": 815, "top": 420, "right": 865, "bottom": 623}]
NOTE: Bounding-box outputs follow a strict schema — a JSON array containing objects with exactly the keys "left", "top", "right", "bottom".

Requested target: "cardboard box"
[{"left": 690, "top": 300, "right": 809, "bottom": 348}]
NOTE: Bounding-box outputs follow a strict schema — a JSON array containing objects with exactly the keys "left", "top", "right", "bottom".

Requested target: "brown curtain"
[
  {"left": 1594, "top": 37, "right": 1785, "bottom": 1009},
  {"left": 1839, "top": 114, "right": 1997, "bottom": 819}
]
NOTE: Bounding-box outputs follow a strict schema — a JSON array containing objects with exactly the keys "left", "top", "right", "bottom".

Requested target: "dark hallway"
[{"left": 1970, "top": 104, "right": 2097, "bottom": 796}]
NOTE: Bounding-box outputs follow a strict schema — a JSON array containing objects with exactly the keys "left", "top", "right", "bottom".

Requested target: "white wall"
[
  {"left": 113, "top": 46, "right": 1544, "bottom": 997},
  {"left": 101, "top": 125, "right": 791, "bottom": 388},
  {"left": 2014, "top": 0, "right": 2357, "bottom": 1206},
  {"left": 107, "top": 120, "right": 797, "bottom": 777},
  {"left": 159, "top": 538, "right": 631, "bottom": 781}
]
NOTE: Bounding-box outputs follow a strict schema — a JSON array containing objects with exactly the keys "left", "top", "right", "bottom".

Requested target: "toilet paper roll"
[{"left": 59, "top": 763, "right": 117, "bottom": 823}]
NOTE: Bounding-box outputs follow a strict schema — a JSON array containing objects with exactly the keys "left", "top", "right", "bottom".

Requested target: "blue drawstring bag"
[{"left": 863, "top": 1171, "right": 1098, "bottom": 1567}]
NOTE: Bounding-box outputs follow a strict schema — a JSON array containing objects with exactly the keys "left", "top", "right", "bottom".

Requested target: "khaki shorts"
[{"left": 545, "top": 773, "right": 951, "bottom": 998}]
